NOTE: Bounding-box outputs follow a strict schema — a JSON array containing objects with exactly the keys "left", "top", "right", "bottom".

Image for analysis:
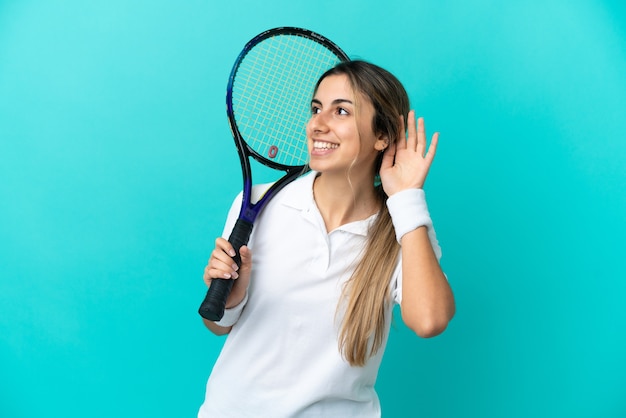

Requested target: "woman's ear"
[{"left": 374, "top": 134, "right": 390, "bottom": 152}]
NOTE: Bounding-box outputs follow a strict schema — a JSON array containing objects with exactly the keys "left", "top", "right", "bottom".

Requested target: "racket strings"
[
  {"left": 232, "top": 34, "right": 344, "bottom": 167},
  {"left": 235, "top": 38, "right": 310, "bottom": 157}
]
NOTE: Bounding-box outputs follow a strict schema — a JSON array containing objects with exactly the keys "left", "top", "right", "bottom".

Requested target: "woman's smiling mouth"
[{"left": 313, "top": 141, "right": 339, "bottom": 150}]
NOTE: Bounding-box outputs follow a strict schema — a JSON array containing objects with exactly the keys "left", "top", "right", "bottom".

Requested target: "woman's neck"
[{"left": 313, "top": 171, "right": 380, "bottom": 232}]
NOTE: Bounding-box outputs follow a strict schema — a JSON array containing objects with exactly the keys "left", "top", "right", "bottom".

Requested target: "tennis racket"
[{"left": 198, "top": 27, "right": 349, "bottom": 321}]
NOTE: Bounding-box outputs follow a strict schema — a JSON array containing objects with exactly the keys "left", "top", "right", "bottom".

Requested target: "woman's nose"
[{"left": 308, "top": 111, "right": 329, "bottom": 133}]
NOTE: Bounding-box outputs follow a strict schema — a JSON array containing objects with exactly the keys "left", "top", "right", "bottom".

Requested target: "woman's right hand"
[{"left": 203, "top": 237, "right": 252, "bottom": 309}]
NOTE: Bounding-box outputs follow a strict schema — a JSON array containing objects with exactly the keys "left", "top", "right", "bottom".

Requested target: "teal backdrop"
[{"left": 1, "top": 0, "right": 625, "bottom": 417}]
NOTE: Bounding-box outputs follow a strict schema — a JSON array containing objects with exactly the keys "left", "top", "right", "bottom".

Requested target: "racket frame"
[{"left": 198, "top": 27, "right": 350, "bottom": 321}]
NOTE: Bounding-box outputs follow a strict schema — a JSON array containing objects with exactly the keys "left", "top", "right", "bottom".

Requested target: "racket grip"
[{"left": 198, "top": 218, "right": 254, "bottom": 321}]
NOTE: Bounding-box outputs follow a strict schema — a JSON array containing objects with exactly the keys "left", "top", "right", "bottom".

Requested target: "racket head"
[{"left": 226, "top": 27, "right": 350, "bottom": 171}]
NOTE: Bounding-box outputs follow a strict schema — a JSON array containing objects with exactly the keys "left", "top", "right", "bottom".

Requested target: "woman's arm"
[
  {"left": 380, "top": 111, "right": 455, "bottom": 337},
  {"left": 399, "top": 226, "right": 455, "bottom": 337}
]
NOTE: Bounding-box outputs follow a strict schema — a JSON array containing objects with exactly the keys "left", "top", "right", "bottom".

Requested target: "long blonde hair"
[{"left": 313, "top": 61, "right": 410, "bottom": 366}]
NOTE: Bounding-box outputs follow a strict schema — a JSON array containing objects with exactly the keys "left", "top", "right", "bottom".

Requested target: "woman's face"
[{"left": 306, "top": 74, "right": 388, "bottom": 177}]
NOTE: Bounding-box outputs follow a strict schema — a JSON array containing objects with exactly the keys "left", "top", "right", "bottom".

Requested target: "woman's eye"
[
  {"left": 311, "top": 106, "right": 321, "bottom": 114},
  {"left": 337, "top": 107, "right": 349, "bottom": 115}
]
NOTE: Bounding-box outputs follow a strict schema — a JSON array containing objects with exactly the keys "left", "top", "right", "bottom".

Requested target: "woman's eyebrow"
[{"left": 311, "top": 98, "right": 354, "bottom": 105}]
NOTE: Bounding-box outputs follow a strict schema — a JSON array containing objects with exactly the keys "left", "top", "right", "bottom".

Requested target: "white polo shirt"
[{"left": 198, "top": 171, "right": 432, "bottom": 418}]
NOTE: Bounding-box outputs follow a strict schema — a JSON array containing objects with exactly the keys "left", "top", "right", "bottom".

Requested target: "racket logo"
[{"left": 268, "top": 145, "right": 278, "bottom": 159}]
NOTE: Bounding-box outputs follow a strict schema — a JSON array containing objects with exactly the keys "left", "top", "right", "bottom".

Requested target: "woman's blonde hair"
[{"left": 313, "top": 61, "right": 410, "bottom": 366}]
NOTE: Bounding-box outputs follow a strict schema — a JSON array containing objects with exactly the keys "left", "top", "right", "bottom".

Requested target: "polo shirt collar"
[{"left": 281, "top": 171, "right": 377, "bottom": 237}]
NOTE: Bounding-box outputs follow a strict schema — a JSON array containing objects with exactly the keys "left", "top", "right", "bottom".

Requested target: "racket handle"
[{"left": 198, "top": 218, "right": 254, "bottom": 321}]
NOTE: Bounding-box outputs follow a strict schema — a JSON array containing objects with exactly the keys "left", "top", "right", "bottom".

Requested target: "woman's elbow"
[
  {"left": 402, "top": 306, "right": 455, "bottom": 338},
  {"left": 416, "top": 321, "right": 449, "bottom": 338}
]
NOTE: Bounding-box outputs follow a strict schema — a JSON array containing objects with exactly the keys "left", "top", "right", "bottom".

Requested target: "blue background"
[{"left": 1, "top": 0, "right": 625, "bottom": 416}]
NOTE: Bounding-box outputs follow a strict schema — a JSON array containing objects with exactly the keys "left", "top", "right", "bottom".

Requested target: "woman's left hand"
[{"left": 379, "top": 110, "right": 439, "bottom": 196}]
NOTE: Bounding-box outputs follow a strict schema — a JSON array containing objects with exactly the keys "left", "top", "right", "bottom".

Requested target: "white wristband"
[
  {"left": 213, "top": 291, "right": 248, "bottom": 327},
  {"left": 386, "top": 188, "right": 432, "bottom": 243}
]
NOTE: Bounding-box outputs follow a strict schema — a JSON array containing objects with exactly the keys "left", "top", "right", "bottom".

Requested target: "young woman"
[{"left": 198, "top": 60, "right": 455, "bottom": 417}]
